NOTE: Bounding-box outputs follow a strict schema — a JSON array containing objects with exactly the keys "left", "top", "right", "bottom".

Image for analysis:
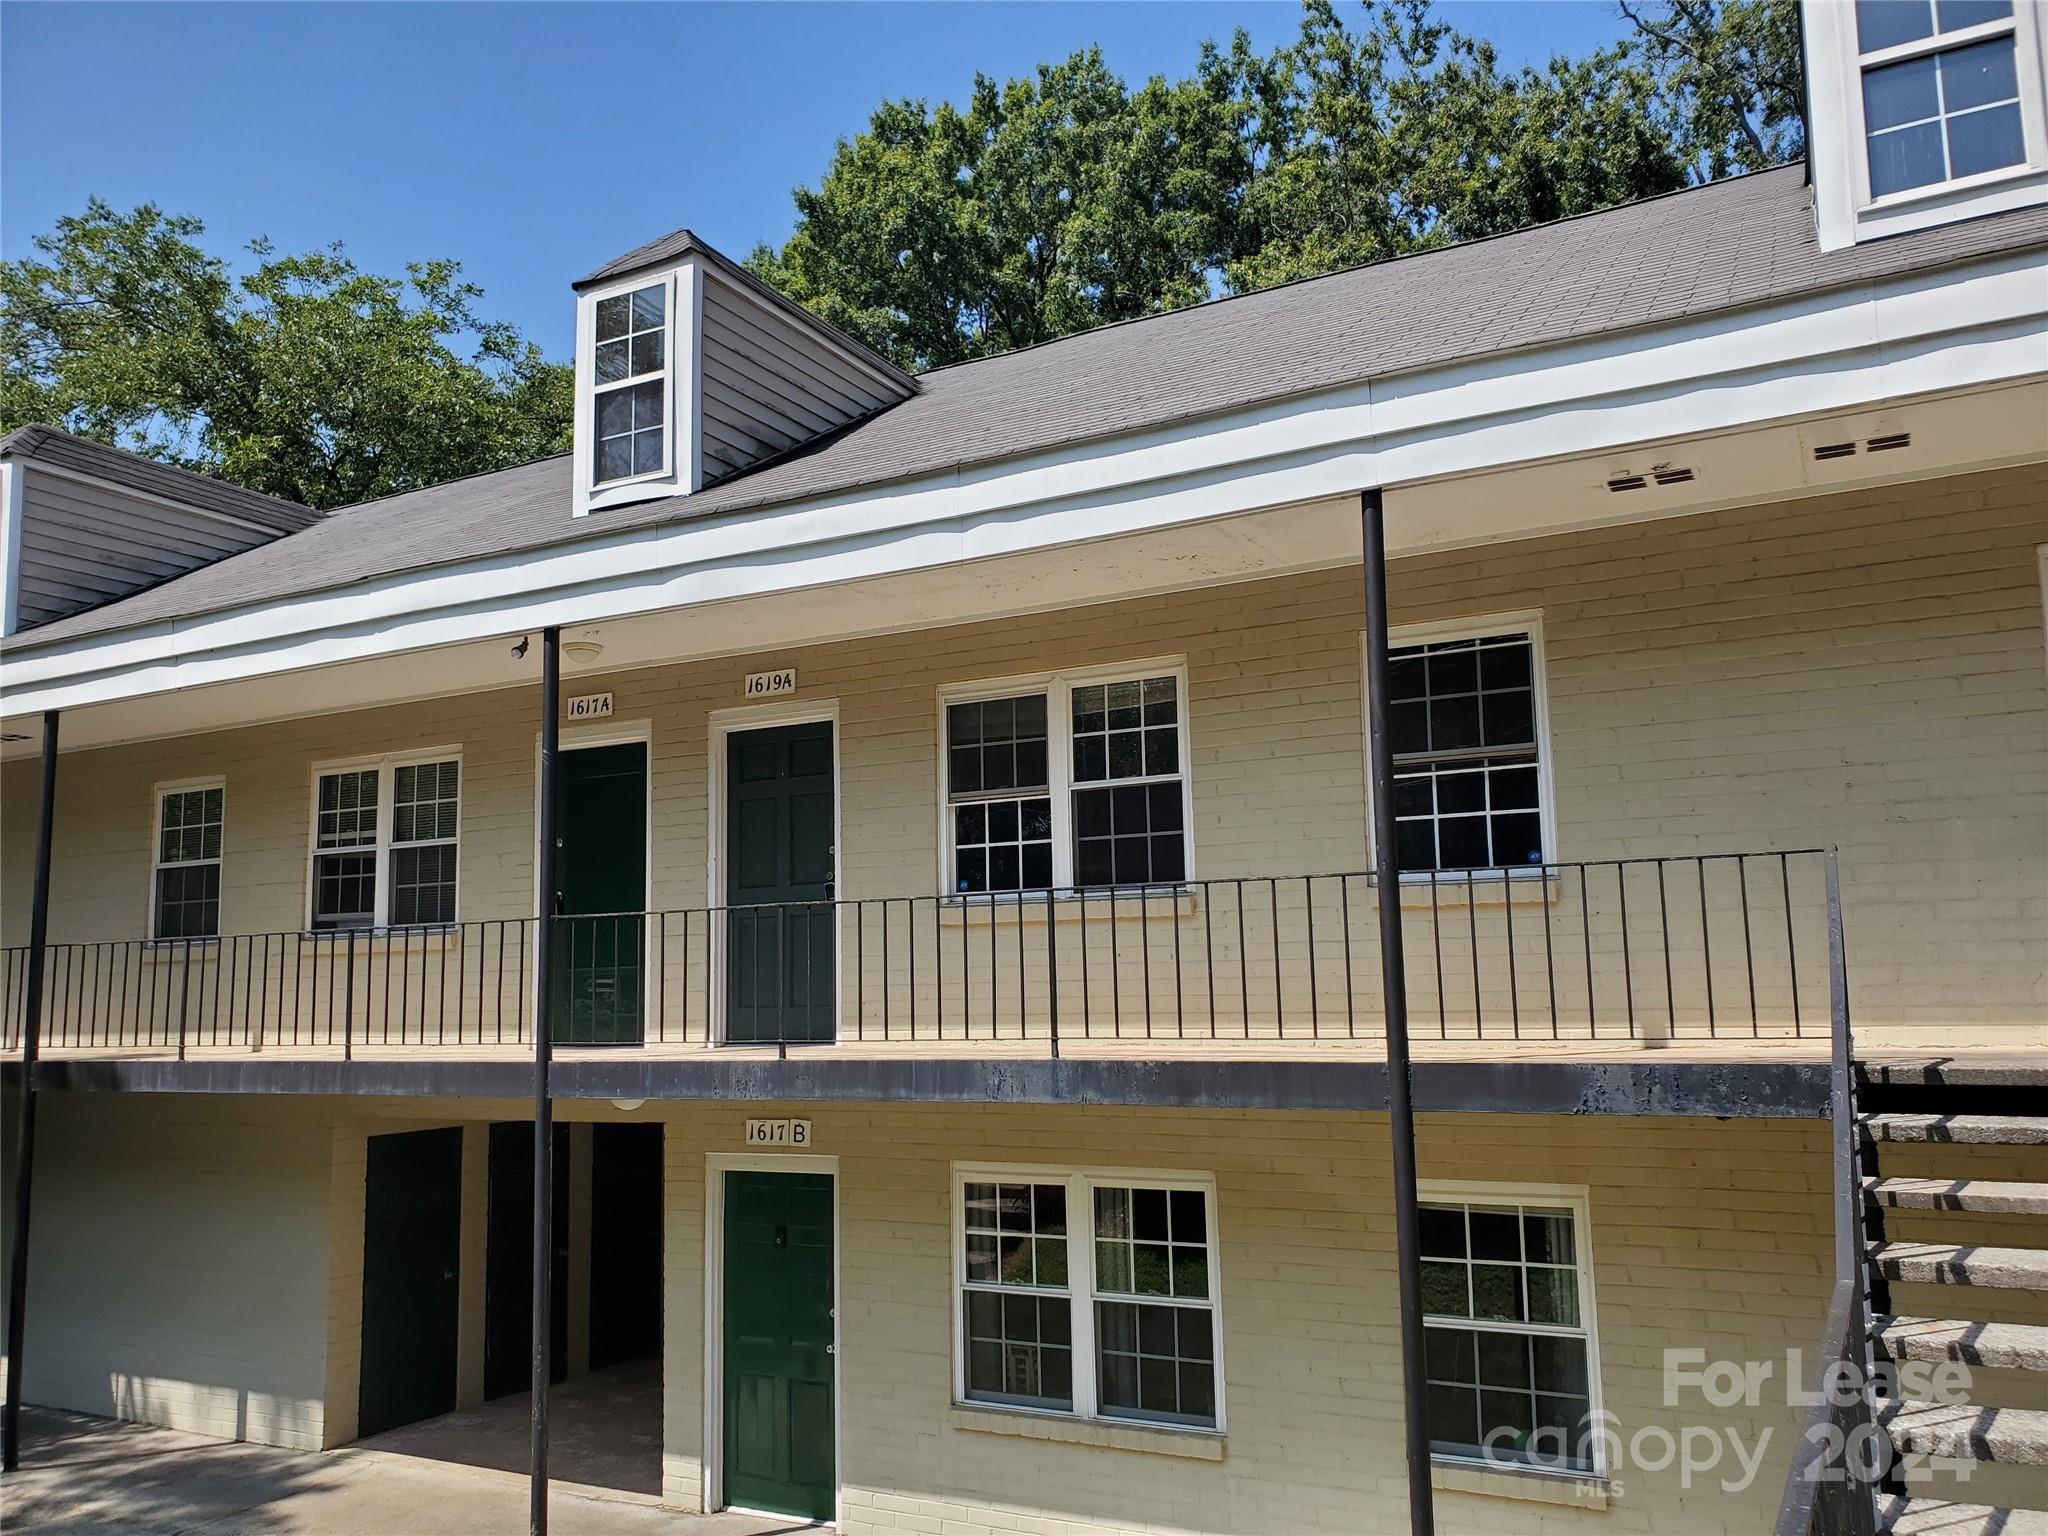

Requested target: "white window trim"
[
  {"left": 1809, "top": 0, "right": 2048, "bottom": 248},
  {"left": 148, "top": 775, "right": 225, "bottom": 942},
  {"left": 950, "top": 1162, "right": 1226, "bottom": 1435},
  {"left": 935, "top": 657, "right": 1195, "bottom": 898},
  {"left": 1362, "top": 610, "right": 1558, "bottom": 881},
  {"left": 304, "top": 746, "right": 463, "bottom": 933},
  {"left": 573, "top": 262, "right": 701, "bottom": 517},
  {"left": 1416, "top": 1178, "right": 1605, "bottom": 1480}
]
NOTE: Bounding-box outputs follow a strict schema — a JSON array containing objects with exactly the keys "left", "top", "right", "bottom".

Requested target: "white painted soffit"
[{"left": 2, "top": 247, "right": 2045, "bottom": 723}]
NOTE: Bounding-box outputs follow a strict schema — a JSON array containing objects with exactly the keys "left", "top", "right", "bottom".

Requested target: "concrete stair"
[
  {"left": 1876, "top": 1317, "right": 2048, "bottom": 1372},
  {"left": 1878, "top": 1494, "right": 2048, "bottom": 1534},
  {"left": 1866, "top": 1178, "right": 2048, "bottom": 1217},
  {"left": 1878, "top": 1401, "right": 2048, "bottom": 1466},
  {"left": 1863, "top": 1115, "right": 2048, "bottom": 1147},
  {"left": 1870, "top": 1242, "right": 2048, "bottom": 1291},
  {"left": 1859, "top": 1064, "right": 2048, "bottom": 1534}
]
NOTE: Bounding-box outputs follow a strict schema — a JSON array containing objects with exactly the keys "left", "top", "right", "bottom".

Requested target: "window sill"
[
  {"left": 1859, "top": 157, "right": 2045, "bottom": 215},
  {"left": 1388, "top": 872, "right": 1560, "bottom": 910},
  {"left": 948, "top": 1403, "right": 1224, "bottom": 1460},
  {"left": 300, "top": 924, "right": 461, "bottom": 948},
  {"left": 1430, "top": 1455, "right": 1609, "bottom": 1510},
  {"left": 142, "top": 937, "right": 221, "bottom": 956},
  {"left": 938, "top": 888, "right": 1198, "bottom": 926}
]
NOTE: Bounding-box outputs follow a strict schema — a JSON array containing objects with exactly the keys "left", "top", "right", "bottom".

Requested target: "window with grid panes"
[
  {"left": 1071, "top": 677, "right": 1185, "bottom": 887},
  {"left": 956, "top": 1171, "right": 1221, "bottom": 1431},
  {"left": 1092, "top": 1184, "right": 1216, "bottom": 1425},
  {"left": 1387, "top": 632, "right": 1545, "bottom": 874},
  {"left": 592, "top": 283, "right": 666, "bottom": 484},
  {"left": 960, "top": 1180, "right": 1074, "bottom": 1409},
  {"left": 391, "top": 760, "right": 460, "bottom": 926},
  {"left": 153, "top": 785, "right": 224, "bottom": 940},
  {"left": 1857, "top": 1, "right": 2027, "bottom": 198},
  {"left": 946, "top": 694, "right": 1053, "bottom": 894},
  {"left": 312, "top": 768, "right": 380, "bottom": 929},
  {"left": 1420, "top": 1197, "right": 1596, "bottom": 1471}
]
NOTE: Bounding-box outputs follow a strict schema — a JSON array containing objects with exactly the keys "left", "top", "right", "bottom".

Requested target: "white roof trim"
[{"left": 3, "top": 247, "right": 2045, "bottom": 720}]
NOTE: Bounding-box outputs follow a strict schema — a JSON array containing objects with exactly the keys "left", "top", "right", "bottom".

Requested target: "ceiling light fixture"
[{"left": 563, "top": 640, "right": 605, "bottom": 665}]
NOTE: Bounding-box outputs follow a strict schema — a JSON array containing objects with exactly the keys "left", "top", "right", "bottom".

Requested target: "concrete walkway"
[{"left": 2, "top": 1405, "right": 809, "bottom": 1535}]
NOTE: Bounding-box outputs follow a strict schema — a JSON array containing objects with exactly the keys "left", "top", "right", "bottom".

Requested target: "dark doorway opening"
[
  {"left": 484, "top": 1121, "right": 569, "bottom": 1401},
  {"left": 589, "top": 1123, "right": 664, "bottom": 1370},
  {"left": 359, "top": 1127, "right": 462, "bottom": 1438}
]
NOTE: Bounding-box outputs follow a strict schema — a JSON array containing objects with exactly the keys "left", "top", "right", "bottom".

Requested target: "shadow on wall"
[{"left": 107, "top": 1374, "right": 314, "bottom": 1451}]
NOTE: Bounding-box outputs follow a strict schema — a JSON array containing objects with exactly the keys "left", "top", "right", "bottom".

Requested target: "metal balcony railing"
[{"left": 0, "top": 851, "right": 1832, "bottom": 1057}]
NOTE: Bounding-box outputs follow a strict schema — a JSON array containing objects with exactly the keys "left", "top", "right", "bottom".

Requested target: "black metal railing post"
[
  {"left": 530, "top": 628, "right": 560, "bottom": 1536},
  {"left": 3, "top": 708, "right": 59, "bottom": 1471},
  {"left": 1363, "top": 490, "right": 1435, "bottom": 1536}
]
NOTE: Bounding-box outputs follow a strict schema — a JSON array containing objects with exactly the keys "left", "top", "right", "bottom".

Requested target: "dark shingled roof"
[
  {"left": 0, "top": 424, "right": 321, "bottom": 535},
  {"left": 11, "top": 164, "right": 2048, "bottom": 654}
]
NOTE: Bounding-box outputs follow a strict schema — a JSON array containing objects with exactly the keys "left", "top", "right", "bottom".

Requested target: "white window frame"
[
  {"left": 305, "top": 747, "right": 463, "bottom": 933},
  {"left": 149, "top": 776, "right": 226, "bottom": 942},
  {"left": 1416, "top": 1179, "right": 1605, "bottom": 1479},
  {"left": 1364, "top": 611, "right": 1558, "bottom": 881},
  {"left": 1809, "top": 0, "right": 2048, "bottom": 248},
  {"left": 950, "top": 1162, "right": 1226, "bottom": 1435},
  {"left": 573, "top": 262, "right": 701, "bottom": 517},
  {"left": 935, "top": 658, "right": 1195, "bottom": 898}
]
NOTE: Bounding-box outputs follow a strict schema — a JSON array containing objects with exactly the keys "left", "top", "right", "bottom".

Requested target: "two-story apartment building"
[{"left": 3, "top": 7, "right": 2046, "bottom": 1533}]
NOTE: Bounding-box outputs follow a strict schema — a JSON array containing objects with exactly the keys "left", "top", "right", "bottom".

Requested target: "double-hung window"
[
  {"left": 1386, "top": 623, "right": 1551, "bottom": 875},
  {"left": 1856, "top": 1, "right": 2032, "bottom": 198},
  {"left": 957, "top": 1168, "right": 1222, "bottom": 1431},
  {"left": 309, "top": 753, "right": 461, "bottom": 930},
  {"left": 943, "top": 663, "right": 1191, "bottom": 895},
  {"left": 592, "top": 281, "right": 667, "bottom": 486},
  {"left": 1419, "top": 1185, "right": 1600, "bottom": 1474},
  {"left": 152, "top": 781, "right": 224, "bottom": 940}
]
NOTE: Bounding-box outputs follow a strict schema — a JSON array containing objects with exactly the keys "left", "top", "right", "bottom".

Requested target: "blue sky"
[{"left": 2, "top": 1, "right": 1633, "bottom": 360}]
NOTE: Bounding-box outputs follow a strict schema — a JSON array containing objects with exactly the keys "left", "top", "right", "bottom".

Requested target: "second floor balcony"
[{"left": 1, "top": 850, "right": 1835, "bottom": 1067}]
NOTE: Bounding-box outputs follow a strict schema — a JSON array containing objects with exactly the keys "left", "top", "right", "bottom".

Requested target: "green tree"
[
  {"left": 753, "top": 0, "right": 1793, "bottom": 361},
  {"left": 1618, "top": 0, "right": 1806, "bottom": 178},
  {"left": 1, "top": 199, "right": 570, "bottom": 509},
  {"left": 748, "top": 47, "right": 1247, "bottom": 370}
]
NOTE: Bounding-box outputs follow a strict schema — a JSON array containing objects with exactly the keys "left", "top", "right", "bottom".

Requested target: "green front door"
[
  {"left": 553, "top": 741, "right": 647, "bottom": 1045},
  {"left": 722, "top": 1171, "right": 834, "bottom": 1520},
  {"left": 726, "top": 721, "right": 835, "bottom": 1043}
]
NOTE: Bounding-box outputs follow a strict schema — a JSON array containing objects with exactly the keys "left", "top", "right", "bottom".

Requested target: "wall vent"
[
  {"left": 1651, "top": 466, "right": 1696, "bottom": 486},
  {"left": 1606, "top": 474, "right": 1648, "bottom": 493},
  {"left": 1813, "top": 441, "right": 1858, "bottom": 461},
  {"left": 1866, "top": 432, "right": 1912, "bottom": 452}
]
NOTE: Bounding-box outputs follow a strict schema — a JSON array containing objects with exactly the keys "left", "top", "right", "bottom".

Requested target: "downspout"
[
  {"left": 530, "top": 628, "right": 560, "bottom": 1536},
  {"left": 1361, "top": 492, "right": 1435, "bottom": 1536},
  {"left": 2, "top": 709, "right": 59, "bottom": 1470}
]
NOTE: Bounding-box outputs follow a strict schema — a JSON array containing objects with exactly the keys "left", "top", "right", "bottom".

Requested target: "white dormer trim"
[
  {"left": 1808, "top": 0, "right": 2048, "bottom": 251},
  {"left": 572, "top": 261, "right": 704, "bottom": 517}
]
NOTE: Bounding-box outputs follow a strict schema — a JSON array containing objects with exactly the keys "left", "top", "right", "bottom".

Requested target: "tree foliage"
[
  {"left": 752, "top": 0, "right": 1801, "bottom": 370},
  {"left": 1, "top": 199, "right": 570, "bottom": 509}
]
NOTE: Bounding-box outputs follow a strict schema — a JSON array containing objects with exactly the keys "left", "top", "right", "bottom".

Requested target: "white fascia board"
[{"left": 4, "top": 249, "right": 2046, "bottom": 718}]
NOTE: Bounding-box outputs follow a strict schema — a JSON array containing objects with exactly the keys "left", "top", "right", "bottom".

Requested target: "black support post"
[
  {"left": 530, "top": 629, "right": 560, "bottom": 1536},
  {"left": 1361, "top": 493, "right": 1435, "bottom": 1536},
  {"left": 3, "top": 709, "right": 59, "bottom": 1473}
]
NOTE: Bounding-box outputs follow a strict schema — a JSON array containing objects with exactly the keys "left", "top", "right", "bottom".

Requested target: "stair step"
[
  {"left": 1860, "top": 1058, "right": 2048, "bottom": 1091},
  {"left": 1879, "top": 1494, "right": 2048, "bottom": 1535},
  {"left": 1880, "top": 1400, "right": 2048, "bottom": 1465},
  {"left": 1865, "top": 1177, "right": 2048, "bottom": 1216},
  {"left": 1862, "top": 1114, "right": 2048, "bottom": 1146},
  {"left": 1875, "top": 1315, "right": 2048, "bottom": 1371},
  {"left": 1871, "top": 1242, "right": 2048, "bottom": 1291}
]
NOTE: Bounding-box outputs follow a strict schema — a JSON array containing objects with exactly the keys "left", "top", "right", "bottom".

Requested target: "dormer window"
[
  {"left": 1857, "top": 1, "right": 2028, "bottom": 197},
  {"left": 593, "top": 283, "right": 667, "bottom": 485}
]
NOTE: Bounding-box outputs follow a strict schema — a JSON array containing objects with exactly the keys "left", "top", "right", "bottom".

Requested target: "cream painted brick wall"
[
  {"left": 4, "top": 1094, "right": 336, "bottom": 1450},
  {"left": 651, "top": 1102, "right": 1833, "bottom": 1536},
  {"left": 4, "top": 466, "right": 2043, "bottom": 1044}
]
